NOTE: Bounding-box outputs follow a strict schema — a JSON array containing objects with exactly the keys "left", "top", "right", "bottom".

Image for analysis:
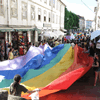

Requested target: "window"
[
  {"left": 61, "top": 5, "right": 63, "bottom": 12},
  {"left": 44, "top": 10, "right": 46, "bottom": 22},
  {"left": 10, "top": 0, "right": 17, "bottom": 18},
  {"left": 49, "top": 0, "right": 51, "bottom": 6},
  {"left": 58, "top": 2, "right": 60, "bottom": 11},
  {"left": 48, "top": 12, "right": 51, "bottom": 22},
  {"left": 62, "top": 6, "right": 64, "bottom": 13},
  {"left": 22, "top": 2, "right": 27, "bottom": 19},
  {"left": 0, "top": 0, "right": 4, "bottom": 16},
  {"left": 98, "top": 19, "right": 100, "bottom": 28},
  {"left": 56, "top": 15, "right": 58, "bottom": 24},
  {"left": 59, "top": 16, "right": 60, "bottom": 24},
  {"left": 53, "top": 14, "right": 55, "bottom": 23},
  {"left": 31, "top": 6, "right": 35, "bottom": 20},
  {"left": 53, "top": 0, "right": 55, "bottom": 8},
  {"left": 62, "top": 17, "right": 64, "bottom": 24},
  {"left": 56, "top": 0, "right": 58, "bottom": 10},
  {"left": 58, "top": 2, "right": 59, "bottom": 11},
  {"left": 38, "top": 8, "right": 41, "bottom": 21},
  {"left": 44, "top": 0, "right": 47, "bottom": 3}
]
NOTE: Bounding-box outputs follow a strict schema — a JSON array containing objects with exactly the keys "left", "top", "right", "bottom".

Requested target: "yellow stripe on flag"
[{"left": 22, "top": 47, "right": 74, "bottom": 88}]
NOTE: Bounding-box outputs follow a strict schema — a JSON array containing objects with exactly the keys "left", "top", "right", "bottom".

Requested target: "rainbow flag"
[{"left": 0, "top": 44, "right": 93, "bottom": 100}]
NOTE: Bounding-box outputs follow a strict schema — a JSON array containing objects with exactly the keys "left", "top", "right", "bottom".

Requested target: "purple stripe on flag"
[{"left": 66, "top": 36, "right": 71, "bottom": 39}]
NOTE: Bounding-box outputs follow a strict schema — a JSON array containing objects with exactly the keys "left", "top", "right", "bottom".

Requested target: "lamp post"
[{"left": 66, "top": 18, "right": 69, "bottom": 34}]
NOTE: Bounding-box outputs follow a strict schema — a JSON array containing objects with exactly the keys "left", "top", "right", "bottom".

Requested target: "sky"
[{"left": 61, "top": 0, "right": 97, "bottom": 20}]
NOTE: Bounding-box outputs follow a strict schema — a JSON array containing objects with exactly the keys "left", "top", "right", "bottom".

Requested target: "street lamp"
[{"left": 67, "top": 18, "right": 69, "bottom": 20}]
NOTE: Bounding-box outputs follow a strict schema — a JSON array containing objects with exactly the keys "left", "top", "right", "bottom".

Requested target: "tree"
[{"left": 64, "top": 7, "right": 79, "bottom": 32}]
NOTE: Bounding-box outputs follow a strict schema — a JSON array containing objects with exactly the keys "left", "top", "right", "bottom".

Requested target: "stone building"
[
  {"left": 95, "top": 0, "right": 100, "bottom": 30},
  {"left": 0, "top": 0, "right": 65, "bottom": 55},
  {"left": 77, "top": 15, "right": 85, "bottom": 32}
]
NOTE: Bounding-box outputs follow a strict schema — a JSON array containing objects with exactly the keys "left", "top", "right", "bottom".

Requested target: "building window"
[
  {"left": 61, "top": 17, "right": 64, "bottom": 24},
  {"left": 56, "top": 0, "right": 58, "bottom": 10},
  {"left": 98, "top": 19, "right": 100, "bottom": 28},
  {"left": 44, "top": 0, "right": 47, "bottom": 3},
  {"left": 38, "top": 8, "right": 41, "bottom": 21},
  {"left": 49, "top": 0, "right": 51, "bottom": 6},
  {"left": 48, "top": 12, "right": 51, "bottom": 22},
  {"left": 44, "top": 10, "right": 46, "bottom": 22},
  {"left": 56, "top": 15, "right": 58, "bottom": 24},
  {"left": 61, "top": 5, "right": 63, "bottom": 12},
  {"left": 22, "top": 2, "right": 27, "bottom": 19},
  {"left": 52, "top": 14, "right": 55, "bottom": 23},
  {"left": 59, "top": 16, "right": 60, "bottom": 24},
  {"left": 31, "top": 6, "right": 35, "bottom": 20},
  {"left": 0, "top": 0, "right": 4, "bottom": 16},
  {"left": 53, "top": 0, "right": 55, "bottom": 8},
  {"left": 58, "top": 2, "right": 60, "bottom": 11},
  {"left": 10, "top": 0, "right": 17, "bottom": 18}
]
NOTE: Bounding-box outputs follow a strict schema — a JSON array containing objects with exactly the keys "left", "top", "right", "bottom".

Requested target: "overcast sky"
[{"left": 61, "top": 0, "right": 97, "bottom": 20}]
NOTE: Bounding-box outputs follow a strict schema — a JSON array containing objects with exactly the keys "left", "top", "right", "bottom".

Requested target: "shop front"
[
  {"left": 31, "top": 27, "right": 41, "bottom": 46},
  {"left": 0, "top": 28, "right": 14, "bottom": 60},
  {"left": 39, "top": 23, "right": 52, "bottom": 41},
  {"left": 0, "top": 32, "right": 6, "bottom": 60},
  {"left": 31, "top": 30, "right": 35, "bottom": 44},
  {"left": 12, "top": 28, "right": 36, "bottom": 55},
  {"left": 11, "top": 29, "right": 29, "bottom": 55}
]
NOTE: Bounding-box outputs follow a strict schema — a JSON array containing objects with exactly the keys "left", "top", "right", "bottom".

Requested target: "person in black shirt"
[
  {"left": 10, "top": 74, "right": 41, "bottom": 96},
  {"left": 89, "top": 41, "right": 95, "bottom": 57},
  {"left": 92, "top": 54, "right": 100, "bottom": 86}
]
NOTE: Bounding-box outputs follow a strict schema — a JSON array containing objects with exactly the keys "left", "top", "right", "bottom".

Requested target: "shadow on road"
[{"left": 40, "top": 68, "right": 100, "bottom": 100}]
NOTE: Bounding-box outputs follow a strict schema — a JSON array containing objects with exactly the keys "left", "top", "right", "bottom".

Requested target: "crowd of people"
[
  {"left": 0, "top": 42, "right": 34, "bottom": 61},
  {"left": 0, "top": 31, "right": 100, "bottom": 99},
  {"left": 38, "top": 32, "right": 100, "bottom": 86},
  {"left": 0, "top": 31, "right": 100, "bottom": 87}
]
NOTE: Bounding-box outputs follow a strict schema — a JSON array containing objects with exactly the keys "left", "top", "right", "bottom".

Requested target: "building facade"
[
  {"left": 86, "top": 20, "right": 93, "bottom": 29},
  {"left": 77, "top": 15, "right": 85, "bottom": 31},
  {"left": 0, "top": 0, "right": 65, "bottom": 55},
  {"left": 95, "top": 0, "right": 100, "bottom": 30}
]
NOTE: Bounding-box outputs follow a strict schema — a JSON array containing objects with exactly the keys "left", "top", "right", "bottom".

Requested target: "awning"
[
  {"left": 61, "top": 28, "right": 67, "bottom": 32},
  {"left": 34, "top": 27, "right": 41, "bottom": 34},
  {"left": 91, "top": 29, "right": 100, "bottom": 40},
  {"left": 14, "top": 28, "right": 35, "bottom": 32},
  {"left": 0, "top": 27, "right": 14, "bottom": 32}
]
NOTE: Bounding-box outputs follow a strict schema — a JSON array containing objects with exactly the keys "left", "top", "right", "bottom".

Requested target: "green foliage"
[{"left": 64, "top": 7, "right": 79, "bottom": 31}]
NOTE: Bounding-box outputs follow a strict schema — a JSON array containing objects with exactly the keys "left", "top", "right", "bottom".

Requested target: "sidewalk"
[{"left": 40, "top": 68, "right": 100, "bottom": 100}]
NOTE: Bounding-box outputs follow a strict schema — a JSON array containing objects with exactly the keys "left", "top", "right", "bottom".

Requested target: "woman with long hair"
[
  {"left": 10, "top": 74, "right": 40, "bottom": 96},
  {"left": 8, "top": 48, "right": 14, "bottom": 60},
  {"left": 92, "top": 54, "right": 100, "bottom": 86}
]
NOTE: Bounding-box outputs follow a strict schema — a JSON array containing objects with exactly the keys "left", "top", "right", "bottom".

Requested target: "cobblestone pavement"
[{"left": 40, "top": 68, "right": 100, "bottom": 100}]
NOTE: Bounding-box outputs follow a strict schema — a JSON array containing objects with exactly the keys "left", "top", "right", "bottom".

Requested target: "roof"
[
  {"left": 86, "top": 20, "right": 93, "bottom": 22},
  {"left": 77, "top": 15, "right": 85, "bottom": 20},
  {"left": 60, "top": 0, "right": 66, "bottom": 6}
]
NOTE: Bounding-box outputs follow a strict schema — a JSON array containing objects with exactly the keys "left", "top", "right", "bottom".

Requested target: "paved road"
[{"left": 40, "top": 68, "right": 100, "bottom": 100}]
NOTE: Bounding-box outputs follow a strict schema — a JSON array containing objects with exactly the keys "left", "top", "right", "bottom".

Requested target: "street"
[{"left": 40, "top": 68, "right": 100, "bottom": 100}]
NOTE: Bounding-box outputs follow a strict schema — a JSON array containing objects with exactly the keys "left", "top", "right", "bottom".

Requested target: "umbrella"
[
  {"left": 43, "top": 31, "right": 56, "bottom": 38},
  {"left": 91, "top": 29, "right": 100, "bottom": 40}
]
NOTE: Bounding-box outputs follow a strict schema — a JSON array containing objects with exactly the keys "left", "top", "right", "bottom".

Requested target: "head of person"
[
  {"left": 95, "top": 54, "right": 99, "bottom": 59},
  {"left": 1, "top": 46, "right": 4, "bottom": 50},
  {"left": 9, "top": 48, "right": 13, "bottom": 52},
  {"left": 13, "top": 74, "right": 21, "bottom": 83},
  {"left": 29, "top": 42, "right": 32, "bottom": 45},
  {"left": 84, "top": 45, "right": 88, "bottom": 50},
  {"left": 10, "top": 74, "right": 21, "bottom": 94},
  {"left": 44, "top": 40, "right": 46, "bottom": 43},
  {"left": 33, "top": 43, "right": 34, "bottom": 46}
]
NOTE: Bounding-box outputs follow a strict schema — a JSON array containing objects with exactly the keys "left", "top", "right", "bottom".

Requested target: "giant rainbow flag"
[{"left": 0, "top": 43, "right": 93, "bottom": 100}]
